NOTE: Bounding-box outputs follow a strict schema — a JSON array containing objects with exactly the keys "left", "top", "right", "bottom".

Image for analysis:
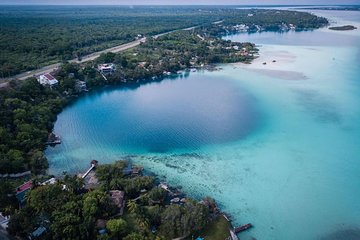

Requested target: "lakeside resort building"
[
  {"left": 37, "top": 73, "right": 58, "bottom": 86},
  {"left": 98, "top": 63, "right": 116, "bottom": 75}
]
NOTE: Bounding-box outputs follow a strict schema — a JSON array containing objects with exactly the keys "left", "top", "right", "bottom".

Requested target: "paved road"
[
  {"left": 0, "top": 37, "right": 146, "bottom": 82},
  {"left": 15, "top": 63, "right": 62, "bottom": 81},
  {"left": 11, "top": 38, "right": 146, "bottom": 81},
  {"left": 69, "top": 37, "right": 146, "bottom": 64},
  {"left": 1, "top": 24, "right": 202, "bottom": 82}
]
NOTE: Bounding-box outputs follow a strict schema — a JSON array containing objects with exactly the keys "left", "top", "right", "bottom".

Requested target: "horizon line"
[
  {"left": 0, "top": 3, "right": 360, "bottom": 6},
  {"left": 1, "top": 3, "right": 359, "bottom": 6}
]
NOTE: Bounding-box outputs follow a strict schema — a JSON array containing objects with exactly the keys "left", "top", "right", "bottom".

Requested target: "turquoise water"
[{"left": 46, "top": 10, "right": 360, "bottom": 240}]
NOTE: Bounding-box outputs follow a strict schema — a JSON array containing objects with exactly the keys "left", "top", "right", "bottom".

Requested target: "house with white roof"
[
  {"left": 98, "top": 63, "right": 116, "bottom": 75},
  {"left": 0, "top": 212, "right": 10, "bottom": 229},
  {"left": 37, "top": 73, "right": 58, "bottom": 86}
]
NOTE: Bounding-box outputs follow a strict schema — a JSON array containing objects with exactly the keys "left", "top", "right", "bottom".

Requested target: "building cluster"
[
  {"left": 35, "top": 72, "right": 87, "bottom": 93},
  {"left": 0, "top": 160, "right": 131, "bottom": 239}
]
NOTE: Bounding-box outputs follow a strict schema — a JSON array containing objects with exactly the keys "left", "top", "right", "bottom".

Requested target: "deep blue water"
[
  {"left": 46, "top": 9, "right": 360, "bottom": 240},
  {"left": 47, "top": 73, "right": 259, "bottom": 173}
]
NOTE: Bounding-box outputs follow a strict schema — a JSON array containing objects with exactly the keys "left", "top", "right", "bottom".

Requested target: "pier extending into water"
[{"left": 81, "top": 160, "right": 98, "bottom": 179}]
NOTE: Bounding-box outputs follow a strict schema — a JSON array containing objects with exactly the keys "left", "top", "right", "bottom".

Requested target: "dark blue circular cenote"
[{"left": 46, "top": 71, "right": 258, "bottom": 172}]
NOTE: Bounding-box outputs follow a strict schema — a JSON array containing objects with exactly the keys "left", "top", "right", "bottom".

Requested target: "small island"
[{"left": 329, "top": 25, "right": 357, "bottom": 31}]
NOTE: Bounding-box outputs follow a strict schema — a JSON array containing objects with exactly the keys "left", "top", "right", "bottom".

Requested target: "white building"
[
  {"left": 98, "top": 63, "right": 115, "bottom": 74},
  {"left": 41, "top": 177, "right": 57, "bottom": 185},
  {"left": 37, "top": 74, "right": 58, "bottom": 86},
  {"left": 0, "top": 212, "right": 10, "bottom": 229}
]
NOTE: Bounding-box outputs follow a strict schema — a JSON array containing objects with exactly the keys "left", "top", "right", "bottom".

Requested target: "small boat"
[{"left": 234, "top": 223, "right": 253, "bottom": 233}]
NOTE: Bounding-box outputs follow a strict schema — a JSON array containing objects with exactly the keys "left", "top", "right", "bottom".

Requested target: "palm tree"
[
  {"left": 127, "top": 199, "right": 138, "bottom": 214},
  {"left": 136, "top": 217, "right": 149, "bottom": 233}
]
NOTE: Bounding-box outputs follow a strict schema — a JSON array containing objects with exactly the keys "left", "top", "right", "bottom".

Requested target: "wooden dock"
[
  {"left": 81, "top": 160, "right": 98, "bottom": 179},
  {"left": 227, "top": 218, "right": 253, "bottom": 240},
  {"left": 234, "top": 223, "right": 253, "bottom": 233}
]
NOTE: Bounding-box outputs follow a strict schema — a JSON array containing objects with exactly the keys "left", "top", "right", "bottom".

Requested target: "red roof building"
[
  {"left": 16, "top": 181, "right": 33, "bottom": 204},
  {"left": 16, "top": 181, "right": 33, "bottom": 193},
  {"left": 37, "top": 73, "right": 58, "bottom": 86}
]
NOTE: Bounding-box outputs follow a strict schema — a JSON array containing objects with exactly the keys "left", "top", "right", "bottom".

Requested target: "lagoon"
[
  {"left": 46, "top": 9, "right": 360, "bottom": 240},
  {"left": 46, "top": 73, "right": 259, "bottom": 172}
]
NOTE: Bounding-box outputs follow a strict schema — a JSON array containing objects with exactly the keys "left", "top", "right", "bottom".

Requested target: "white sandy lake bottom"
[{"left": 126, "top": 44, "right": 360, "bottom": 240}]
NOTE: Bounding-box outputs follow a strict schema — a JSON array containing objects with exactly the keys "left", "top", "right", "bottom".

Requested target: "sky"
[{"left": 1, "top": 0, "right": 359, "bottom": 5}]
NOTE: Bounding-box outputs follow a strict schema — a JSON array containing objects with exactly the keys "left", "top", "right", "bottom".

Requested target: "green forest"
[
  {"left": 0, "top": 6, "right": 328, "bottom": 77},
  {"left": 0, "top": 30, "right": 257, "bottom": 175},
  {"left": 0, "top": 7, "right": 330, "bottom": 239},
  {"left": 8, "top": 161, "right": 221, "bottom": 239}
]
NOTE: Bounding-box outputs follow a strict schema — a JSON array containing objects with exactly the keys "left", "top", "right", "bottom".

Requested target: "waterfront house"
[
  {"left": 37, "top": 73, "right": 58, "bottom": 86},
  {"left": 0, "top": 212, "right": 10, "bottom": 230},
  {"left": 75, "top": 80, "right": 87, "bottom": 92},
  {"left": 108, "top": 190, "right": 125, "bottom": 215},
  {"left": 41, "top": 178, "right": 56, "bottom": 186},
  {"left": 16, "top": 181, "right": 33, "bottom": 204},
  {"left": 98, "top": 63, "right": 116, "bottom": 74}
]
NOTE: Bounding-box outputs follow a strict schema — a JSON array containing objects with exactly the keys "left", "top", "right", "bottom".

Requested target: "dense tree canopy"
[
  {"left": 0, "top": 8, "right": 328, "bottom": 238},
  {"left": 7, "top": 161, "right": 213, "bottom": 239},
  {"left": 0, "top": 79, "right": 65, "bottom": 174},
  {"left": 0, "top": 6, "right": 327, "bottom": 77}
]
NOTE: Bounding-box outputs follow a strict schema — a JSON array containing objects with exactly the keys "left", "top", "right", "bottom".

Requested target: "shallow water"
[{"left": 47, "top": 10, "right": 360, "bottom": 240}]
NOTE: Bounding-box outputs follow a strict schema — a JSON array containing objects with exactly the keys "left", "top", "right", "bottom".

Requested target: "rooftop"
[
  {"left": 32, "top": 226, "right": 47, "bottom": 237},
  {"left": 16, "top": 181, "right": 32, "bottom": 193},
  {"left": 43, "top": 73, "right": 55, "bottom": 80},
  {"left": 109, "top": 190, "right": 125, "bottom": 215}
]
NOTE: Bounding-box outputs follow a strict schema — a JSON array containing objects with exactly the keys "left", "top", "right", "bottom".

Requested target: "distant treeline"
[
  {"left": 0, "top": 6, "right": 328, "bottom": 77},
  {"left": 197, "top": 9, "right": 329, "bottom": 36}
]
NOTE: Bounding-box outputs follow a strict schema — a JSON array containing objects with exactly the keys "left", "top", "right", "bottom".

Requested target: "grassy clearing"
[{"left": 195, "top": 215, "right": 231, "bottom": 240}]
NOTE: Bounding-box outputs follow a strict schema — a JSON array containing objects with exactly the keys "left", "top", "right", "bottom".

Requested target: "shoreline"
[
  {"left": 45, "top": 11, "right": 360, "bottom": 240},
  {"left": 231, "top": 45, "right": 308, "bottom": 80},
  {"left": 0, "top": 9, "right": 334, "bottom": 239}
]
